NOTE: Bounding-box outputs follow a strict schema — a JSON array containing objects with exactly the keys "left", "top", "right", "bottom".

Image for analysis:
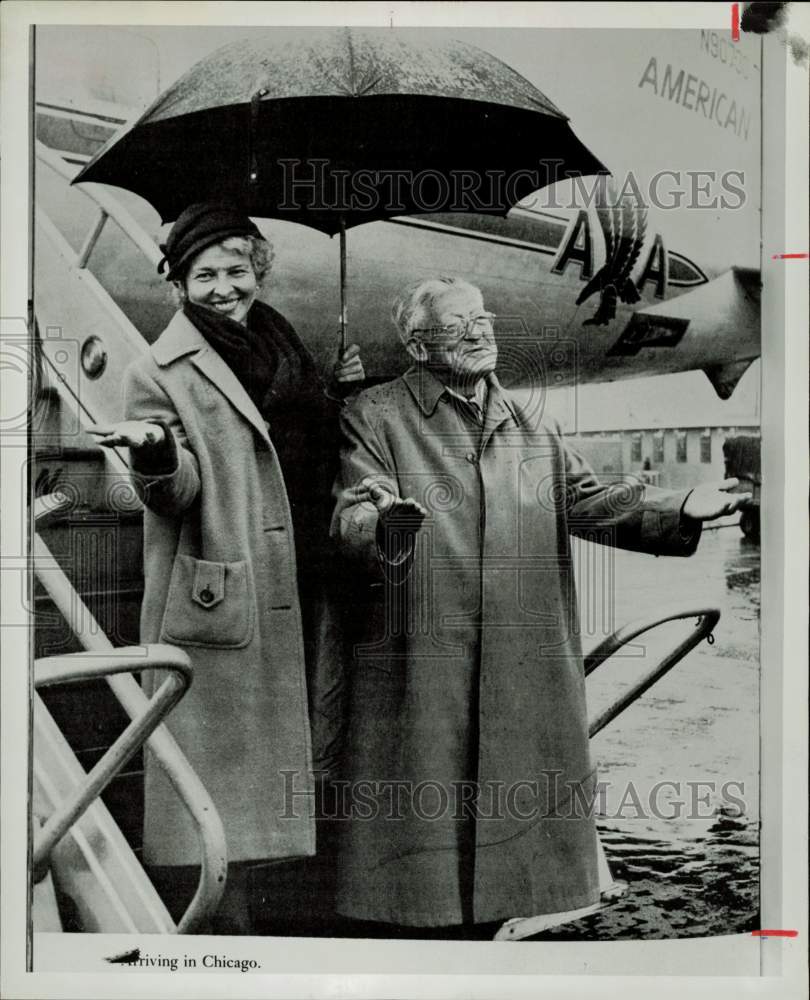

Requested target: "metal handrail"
[
  {"left": 33, "top": 493, "right": 227, "bottom": 933},
  {"left": 585, "top": 606, "right": 720, "bottom": 738},
  {"left": 33, "top": 646, "right": 192, "bottom": 882},
  {"left": 494, "top": 607, "right": 721, "bottom": 942},
  {"left": 36, "top": 140, "right": 162, "bottom": 271}
]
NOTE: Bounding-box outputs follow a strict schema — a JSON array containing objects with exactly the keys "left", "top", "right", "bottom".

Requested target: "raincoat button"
[
  {"left": 199, "top": 586, "right": 215, "bottom": 605},
  {"left": 466, "top": 452, "right": 477, "bottom": 464}
]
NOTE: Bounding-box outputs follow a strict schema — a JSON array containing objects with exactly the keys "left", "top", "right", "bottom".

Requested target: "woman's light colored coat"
[{"left": 125, "top": 310, "right": 314, "bottom": 867}]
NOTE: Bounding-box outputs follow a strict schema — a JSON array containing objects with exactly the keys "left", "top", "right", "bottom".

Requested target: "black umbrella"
[{"left": 74, "top": 28, "right": 606, "bottom": 347}]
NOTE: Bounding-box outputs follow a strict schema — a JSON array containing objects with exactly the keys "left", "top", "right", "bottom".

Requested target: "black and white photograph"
[{"left": 1, "top": 2, "right": 807, "bottom": 997}]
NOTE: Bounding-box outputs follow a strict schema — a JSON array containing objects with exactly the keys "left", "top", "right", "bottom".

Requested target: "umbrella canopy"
[{"left": 73, "top": 28, "right": 606, "bottom": 231}]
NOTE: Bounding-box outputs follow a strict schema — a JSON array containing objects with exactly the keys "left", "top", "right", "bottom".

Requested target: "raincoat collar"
[
  {"left": 402, "top": 366, "right": 518, "bottom": 423},
  {"left": 401, "top": 366, "right": 447, "bottom": 416},
  {"left": 151, "top": 310, "right": 272, "bottom": 449},
  {"left": 151, "top": 309, "right": 208, "bottom": 366}
]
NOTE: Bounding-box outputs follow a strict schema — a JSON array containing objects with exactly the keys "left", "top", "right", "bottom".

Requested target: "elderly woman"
[{"left": 89, "top": 202, "right": 363, "bottom": 932}]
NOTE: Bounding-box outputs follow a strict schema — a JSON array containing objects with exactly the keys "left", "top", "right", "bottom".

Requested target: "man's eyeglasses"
[{"left": 411, "top": 312, "right": 496, "bottom": 343}]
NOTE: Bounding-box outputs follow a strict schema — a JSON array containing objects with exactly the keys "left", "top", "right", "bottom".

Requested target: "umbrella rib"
[
  {"left": 346, "top": 27, "right": 358, "bottom": 94},
  {"left": 353, "top": 73, "right": 384, "bottom": 97}
]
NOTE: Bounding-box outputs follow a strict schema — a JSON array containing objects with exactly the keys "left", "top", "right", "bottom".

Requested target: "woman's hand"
[
  {"left": 86, "top": 420, "right": 166, "bottom": 449},
  {"left": 334, "top": 344, "right": 365, "bottom": 383},
  {"left": 682, "top": 478, "right": 753, "bottom": 521}
]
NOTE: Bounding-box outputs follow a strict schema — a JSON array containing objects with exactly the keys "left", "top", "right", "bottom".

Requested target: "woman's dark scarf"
[
  {"left": 183, "top": 299, "right": 324, "bottom": 418},
  {"left": 183, "top": 299, "right": 341, "bottom": 583}
]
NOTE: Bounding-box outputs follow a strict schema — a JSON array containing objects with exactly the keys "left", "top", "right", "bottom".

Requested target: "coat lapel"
[
  {"left": 190, "top": 349, "right": 273, "bottom": 449},
  {"left": 480, "top": 375, "right": 517, "bottom": 452},
  {"left": 152, "top": 311, "right": 272, "bottom": 449}
]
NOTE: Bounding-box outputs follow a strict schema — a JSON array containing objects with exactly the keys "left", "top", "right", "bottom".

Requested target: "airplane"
[{"left": 29, "top": 23, "right": 762, "bottom": 940}]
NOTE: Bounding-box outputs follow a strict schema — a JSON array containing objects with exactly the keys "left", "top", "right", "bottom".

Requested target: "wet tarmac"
[{"left": 537, "top": 522, "right": 760, "bottom": 939}]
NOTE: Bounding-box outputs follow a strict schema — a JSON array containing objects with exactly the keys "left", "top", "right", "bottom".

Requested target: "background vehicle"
[{"left": 723, "top": 434, "right": 761, "bottom": 541}]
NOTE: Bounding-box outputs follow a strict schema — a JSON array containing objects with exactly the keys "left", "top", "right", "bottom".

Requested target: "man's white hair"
[{"left": 391, "top": 276, "right": 482, "bottom": 344}]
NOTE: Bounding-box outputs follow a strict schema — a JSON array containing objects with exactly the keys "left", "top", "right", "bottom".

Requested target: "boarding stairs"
[{"left": 32, "top": 491, "right": 228, "bottom": 934}]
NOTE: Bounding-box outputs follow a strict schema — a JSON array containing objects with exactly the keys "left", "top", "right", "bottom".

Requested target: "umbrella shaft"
[{"left": 339, "top": 221, "right": 347, "bottom": 351}]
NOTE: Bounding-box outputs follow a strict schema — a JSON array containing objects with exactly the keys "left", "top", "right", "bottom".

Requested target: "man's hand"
[
  {"left": 334, "top": 344, "right": 365, "bottom": 383},
  {"left": 86, "top": 420, "right": 166, "bottom": 449},
  {"left": 682, "top": 478, "right": 754, "bottom": 521},
  {"left": 355, "top": 476, "right": 426, "bottom": 531}
]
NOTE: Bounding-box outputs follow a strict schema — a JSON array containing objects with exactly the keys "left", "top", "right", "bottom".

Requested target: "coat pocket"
[{"left": 160, "top": 554, "right": 255, "bottom": 649}]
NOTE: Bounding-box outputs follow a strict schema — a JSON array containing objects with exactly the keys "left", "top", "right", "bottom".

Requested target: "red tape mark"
[
  {"left": 732, "top": 3, "right": 740, "bottom": 42},
  {"left": 752, "top": 929, "right": 799, "bottom": 938},
  {"left": 772, "top": 253, "right": 810, "bottom": 260}
]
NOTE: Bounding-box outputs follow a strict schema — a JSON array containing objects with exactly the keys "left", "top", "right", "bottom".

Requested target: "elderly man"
[{"left": 330, "top": 276, "right": 749, "bottom": 933}]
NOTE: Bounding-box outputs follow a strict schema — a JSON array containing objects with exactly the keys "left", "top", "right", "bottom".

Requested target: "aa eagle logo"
[{"left": 576, "top": 181, "right": 648, "bottom": 326}]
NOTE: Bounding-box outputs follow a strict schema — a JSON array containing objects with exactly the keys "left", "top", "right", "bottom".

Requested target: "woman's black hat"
[{"left": 157, "top": 202, "right": 263, "bottom": 281}]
